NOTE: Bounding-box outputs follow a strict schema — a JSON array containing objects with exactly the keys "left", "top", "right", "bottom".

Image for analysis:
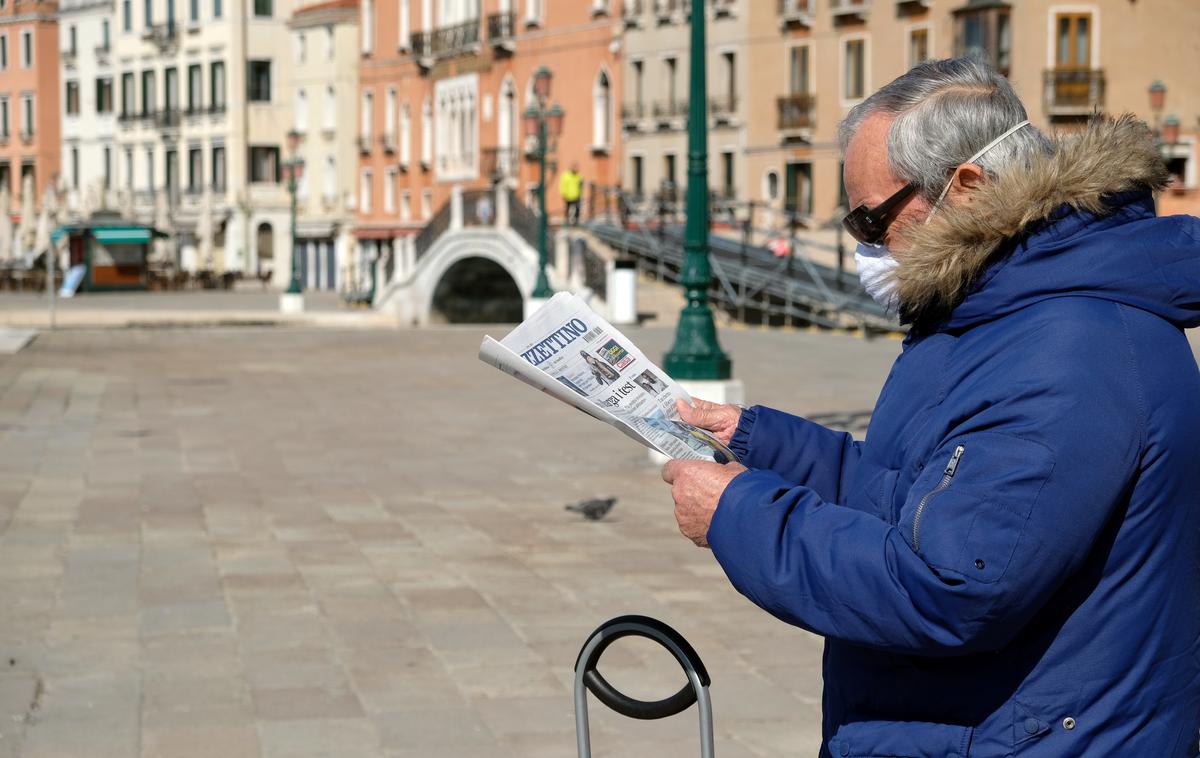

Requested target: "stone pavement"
[{"left": 0, "top": 324, "right": 907, "bottom": 757}]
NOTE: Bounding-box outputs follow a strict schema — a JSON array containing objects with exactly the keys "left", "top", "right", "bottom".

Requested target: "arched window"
[
  {"left": 385, "top": 87, "right": 397, "bottom": 145},
  {"left": 400, "top": 103, "right": 411, "bottom": 166},
  {"left": 764, "top": 170, "right": 780, "bottom": 202},
  {"left": 255, "top": 222, "right": 274, "bottom": 275},
  {"left": 592, "top": 70, "right": 611, "bottom": 149}
]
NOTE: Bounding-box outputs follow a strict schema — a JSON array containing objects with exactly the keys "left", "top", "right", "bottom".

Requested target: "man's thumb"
[{"left": 677, "top": 399, "right": 707, "bottom": 425}]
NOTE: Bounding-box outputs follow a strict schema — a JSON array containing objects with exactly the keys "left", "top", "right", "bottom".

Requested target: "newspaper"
[{"left": 479, "top": 292, "right": 738, "bottom": 463}]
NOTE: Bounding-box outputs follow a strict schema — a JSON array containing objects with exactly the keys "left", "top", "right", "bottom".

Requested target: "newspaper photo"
[{"left": 479, "top": 292, "right": 739, "bottom": 463}]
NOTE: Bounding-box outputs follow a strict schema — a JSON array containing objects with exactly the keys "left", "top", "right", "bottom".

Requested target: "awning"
[{"left": 94, "top": 227, "right": 152, "bottom": 244}]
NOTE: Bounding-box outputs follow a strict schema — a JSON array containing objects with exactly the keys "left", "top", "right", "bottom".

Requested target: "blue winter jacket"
[{"left": 708, "top": 118, "right": 1200, "bottom": 757}]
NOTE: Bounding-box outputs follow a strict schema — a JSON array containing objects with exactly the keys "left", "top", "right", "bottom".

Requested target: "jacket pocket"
[{"left": 828, "top": 719, "right": 974, "bottom": 758}]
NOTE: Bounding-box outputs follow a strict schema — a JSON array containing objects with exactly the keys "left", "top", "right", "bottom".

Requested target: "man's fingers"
[
  {"left": 661, "top": 460, "right": 680, "bottom": 484},
  {"left": 678, "top": 399, "right": 719, "bottom": 428}
]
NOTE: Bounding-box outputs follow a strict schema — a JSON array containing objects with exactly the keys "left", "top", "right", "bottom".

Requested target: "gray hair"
[{"left": 838, "top": 57, "right": 1052, "bottom": 202}]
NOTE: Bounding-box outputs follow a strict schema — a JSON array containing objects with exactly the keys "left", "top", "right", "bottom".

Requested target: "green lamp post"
[
  {"left": 523, "top": 66, "right": 564, "bottom": 303},
  {"left": 663, "top": 0, "right": 731, "bottom": 380},
  {"left": 284, "top": 129, "right": 305, "bottom": 297}
]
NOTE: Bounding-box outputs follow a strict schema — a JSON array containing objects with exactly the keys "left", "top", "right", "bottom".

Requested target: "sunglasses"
[{"left": 842, "top": 183, "right": 916, "bottom": 245}]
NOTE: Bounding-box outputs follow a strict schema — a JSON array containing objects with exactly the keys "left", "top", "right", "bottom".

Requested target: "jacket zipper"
[{"left": 912, "top": 445, "right": 965, "bottom": 552}]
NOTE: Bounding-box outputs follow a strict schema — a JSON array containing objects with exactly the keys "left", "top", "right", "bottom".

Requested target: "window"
[
  {"left": 164, "top": 67, "right": 178, "bottom": 111},
  {"left": 433, "top": 75, "right": 478, "bottom": 180},
  {"left": 101, "top": 20, "right": 110, "bottom": 48},
  {"left": 124, "top": 148, "right": 133, "bottom": 189},
  {"left": 361, "top": 0, "right": 373, "bottom": 53},
  {"left": 165, "top": 148, "right": 178, "bottom": 197},
  {"left": 421, "top": 188, "right": 432, "bottom": 219},
  {"left": 721, "top": 51, "right": 736, "bottom": 111},
  {"left": 122, "top": 0, "right": 131, "bottom": 31},
  {"left": 70, "top": 147, "right": 79, "bottom": 188},
  {"left": 789, "top": 45, "right": 810, "bottom": 94},
  {"left": 361, "top": 90, "right": 374, "bottom": 142},
  {"left": 20, "top": 30, "right": 32, "bottom": 68},
  {"left": 323, "top": 155, "right": 336, "bottom": 202},
  {"left": 68, "top": 25, "right": 76, "bottom": 55},
  {"left": 785, "top": 161, "right": 813, "bottom": 216},
  {"left": 664, "top": 152, "right": 676, "bottom": 187},
  {"left": 954, "top": 5, "right": 1010, "bottom": 76},
  {"left": 211, "top": 145, "right": 226, "bottom": 190},
  {"left": 0, "top": 162, "right": 9, "bottom": 199},
  {"left": 96, "top": 78, "right": 113, "bottom": 114},
  {"left": 253, "top": 0, "right": 271, "bottom": 16},
  {"left": 121, "top": 72, "right": 135, "bottom": 116},
  {"left": 65, "top": 81, "right": 80, "bottom": 116},
  {"left": 399, "top": 103, "right": 411, "bottom": 165},
  {"left": 294, "top": 88, "right": 307, "bottom": 132},
  {"left": 400, "top": 190, "right": 411, "bottom": 221},
  {"left": 631, "top": 155, "right": 643, "bottom": 197},
  {"left": 909, "top": 26, "right": 930, "bottom": 68},
  {"left": 360, "top": 170, "right": 373, "bottom": 213},
  {"left": 525, "top": 0, "right": 542, "bottom": 25},
  {"left": 843, "top": 37, "right": 866, "bottom": 101},
  {"left": 632, "top": 59, "right": 643, "bottom": 108},
  {"left": 210, "top": 61, "right": 225, "bottom": 110},
  {"left": 398, "top": 0, "right": 410, "bottom": 49},
  {"left": 249, "top": 145, "right": 280, "bottom": 182},
  {"left": 143, "top": 0, "right": 152, "bottom": 27},
  {"left": 324, "top": 86, "right": 336, "bottom": 130},
  {"left": 592, "top": 70, "right": 611, "bottom": 149},
  {"left": 189, "top": 0, "right": 199, "bottom": 23},
  {"left": 248, "top": 60, "right": 271, "bottom": 102},
  {"left": 1055, "top": 12, "right": 1092, "bottom": 69},
  {"left": 0, "top": 34, "right": 7, "bottom": 69},
  {"left": 214, "top": 0, "right": 222, "bottom": 19},
  {"left": 384, "top": 166, "right": 396, "bottom": 213},
  {"left": 384, "top": 87, "right": 396, "bottom": 146},
  {"left": 187, "top": 64, "right": 201, "bottom": 112},
  {"left": 295, "top": 32, "right": 306, "bottom": 63},
  {"left": 764, "top": 170, "right": 780, "bottom": 202},
  {"left": 664, "top": 56, "right": 677, "bottom": 104},
  {"left": 188, "top": 146, "right": 202, "bottom": 191},
  {"left": 0, "top": 97, "right": 8, "bottom": 137},
  {"left": 103, "top": 147, "right": 111, "bottom": 188},
  {"left": 141, "top": 69, "right": 156, "bottom": 114},
  {"left": 20, "top": 94, "right": 32, "bottom": 136},
  {"left": 325, "top": 25, "right": 334, "bottom": 59},
  {"left": 720, "top": 151, "right": 734, "bottom": 198},
  {"left": 145, "top": 146, "right": 155, "bottom": 191},
  {"left": 421, "top": 96, "right": 432, "bottom": 167}
]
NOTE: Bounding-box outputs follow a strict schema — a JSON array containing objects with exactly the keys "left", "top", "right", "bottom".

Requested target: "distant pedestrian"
[
  {"left": 475, "top": 194, "right": 493, "bottom": 226},
  {"left": 560, "top": 163, "right": 583, "bottom": 226}
]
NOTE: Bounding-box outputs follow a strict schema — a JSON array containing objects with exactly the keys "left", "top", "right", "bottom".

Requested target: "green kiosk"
[{"left": 52, "top": 212, "right": 163, "bottom": 294}]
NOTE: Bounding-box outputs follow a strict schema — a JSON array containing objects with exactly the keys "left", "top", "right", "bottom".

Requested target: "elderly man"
[{"left": 663, "top": 58, "right": 1200, "bottom": 756}]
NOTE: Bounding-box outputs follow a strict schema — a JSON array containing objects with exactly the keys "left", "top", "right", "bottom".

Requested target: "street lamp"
[
  {"left": 522, "top": 68, "right": 564, "bottom": 311},
  {"left": 279, "top": 129, "right": 306, "bottom": 313},
  {"left": 1147, "top": 80, "right": 1181, "bottom": 171},
  {"left": 663, "top": 0, "right": 731, "bottom": 381}
]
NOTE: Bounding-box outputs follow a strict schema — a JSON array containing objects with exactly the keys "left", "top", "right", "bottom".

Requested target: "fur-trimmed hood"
[{"left": 896, "top": 115, "right": 1198, "bottom": 328}]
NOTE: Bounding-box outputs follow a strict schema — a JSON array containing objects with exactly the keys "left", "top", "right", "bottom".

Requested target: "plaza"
[{"left": 0, "top": 322, "right": 903, "bottom": 757}]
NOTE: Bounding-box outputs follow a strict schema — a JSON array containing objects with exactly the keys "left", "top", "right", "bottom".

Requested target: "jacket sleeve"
[
  {"left": 708, "top": 383, "right": 1144, "bottom": 655},
  {"left": 729, "top": 405, "right": 863, "bottom": 504}
]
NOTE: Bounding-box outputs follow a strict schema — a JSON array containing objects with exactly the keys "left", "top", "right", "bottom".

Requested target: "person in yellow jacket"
[{"left": 559, "top": 163, "right": 583, "bottom": 226}]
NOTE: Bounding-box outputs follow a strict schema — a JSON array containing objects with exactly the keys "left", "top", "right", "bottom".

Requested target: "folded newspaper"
[{"left": 479, "top": 292, "right": 739, "bottom": 463}]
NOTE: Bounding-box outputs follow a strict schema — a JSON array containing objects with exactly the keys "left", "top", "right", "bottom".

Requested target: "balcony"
[
  {"left": 710, "top": 94, "right": 738, "bottom": 124},
  {"left": 830, "top": 0, "right": 869, "bottom": 22},
  {"left": 155, "top": 109, "right": 181, "bottom": 130},
  {"left": 621, "top": 102, "right": 646, "bottom": 129},
  {"left": 652, "top": 99, "right": 688, "bottom": 126},
  {"left": 380, "top": 133, "right": 396, "bottom": 154},
  {"left": 432, "top": 19, "right": 480, "bottom": 58},
  {"left": 654, "top": 0, "right": 684, "bottom": 24},
  {"left": 713, "top": 0, "right": 734, "bottom": 17},
  {"left": 623, "top": 0, "right": 644, "bottom": 27},
  {"left": 481, "top": 147, "right": 519, "bottom": 180},
  {"left": 142, "top": 22, "right": 178, "bottom": 51},
  {"left": 487, "top": 12, "right": 515, "bottom": 52},
  {"left": 94, "top": 43, "right": 111, "bottom": 63},
  {"left": 358, "top": 135, "right": 372, "bottom": 154},
  {"left": 62, "top": 47, "right": 77, "bottom": 67},
  {"left": 778, "top": 0, "right": 814, "bottom": 27},
  {"left": 411, "top": 30, "right": 434, "bottom": 68},
  {"left": 1044, "top": 68, "right": 1104, "bottom": 118},
  {"left": 777, "top": 92, "right": 816, "bottom": 135},
  {"left": 208, "top": 103, "right": 227, "bottom": 116}
]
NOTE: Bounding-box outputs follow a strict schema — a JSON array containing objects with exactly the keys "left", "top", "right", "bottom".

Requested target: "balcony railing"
[
  {"left": 209, "top": 103, "right": 227, "bottom": 115},
  {"left": 62, "top": 48, "right": 77, "bottom": 66},
  {"left": 156, "top": 109, "right": 181, "bottom": 129},
  {"left": 779, "top": 0, "right": 814, "bottom": 25},
  {"left": 652, "top": 99, "right": 688, "bottom": 122},
  {"left": 94, "top": 43, "right": 111, "bottom": 60},
  {"left": 432, "top": 18, "right": 480, "bottom": 58},
  {"left": 143, "top": 21, "right": 178, "bottom": 50},
  {"left": 380, "top": 133, "right": 396, "bottom": 154},
  {"left": 411, "top": 30, "right": 433, "bottom": 62},
  {"left": 777, "top": 92, "right": 816, "bottom": 132},
  {"left": 481, "top": 147, "right": 519, "bottom": 180},
  {"left": 655, "top": 0, "right": 684, "bottom": 22},
  {"left": 487, "top": 11, "right": 515, "bottom": 49},
  {"left": 1045, "top": 68, "right": 1104, "bottom": 117},
  {"left": 710, "top": 94, "right": 738, "bottom": 121},
  {"left": 621, "top": 102, "right": 646, "bottom": 124}
]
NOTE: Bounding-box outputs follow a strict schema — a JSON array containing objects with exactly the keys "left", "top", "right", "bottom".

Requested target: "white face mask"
[{"left": 855, "top": 241, "right": 900, "bottom": 311}]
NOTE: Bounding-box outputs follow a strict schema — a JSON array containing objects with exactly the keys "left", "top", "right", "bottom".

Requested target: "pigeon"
[{"left": 565, "top": 497, "right": 617, "bottom": 521}]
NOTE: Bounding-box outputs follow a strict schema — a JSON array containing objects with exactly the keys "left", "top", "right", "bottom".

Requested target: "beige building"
[
  {"left": 619, "top": 0, "right": 747, "bottom": 204},
  {"left": 741, "top": 0, "right": 1200, "bottom": 225},
  {"left": 289, "top": 0, "right": 359, "bottom": 293}
]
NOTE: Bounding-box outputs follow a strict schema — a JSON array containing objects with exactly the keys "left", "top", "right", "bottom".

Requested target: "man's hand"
[
  {"left": 676, "top": 399, "right": 742, "bottom": 445},
  {"left": 662, "top": 460, "right": 748, "bottom": 547}
]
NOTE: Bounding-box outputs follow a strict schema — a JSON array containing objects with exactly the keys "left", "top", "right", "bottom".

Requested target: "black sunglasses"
[{"left": 842, "top": 183, "right": 916, "bottom": 245}]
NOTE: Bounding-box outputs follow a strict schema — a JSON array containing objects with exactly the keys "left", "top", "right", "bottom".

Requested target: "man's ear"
[{"left": 947, "top": 162, "right": 987, "bottom": 202}]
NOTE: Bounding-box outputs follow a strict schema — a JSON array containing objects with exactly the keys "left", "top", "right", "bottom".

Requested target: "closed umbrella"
[
  {"left": 151, "top": 191, "right": 172, "bottom": 266},
  {"left": 0, "top": 186, "right": 12, "bottom": 264},
  {"left": 195, "top": 191, "right": 214, "bottom": 271},
  {"left": 17, "top": 174, "right": 35, "bottom": 265}
]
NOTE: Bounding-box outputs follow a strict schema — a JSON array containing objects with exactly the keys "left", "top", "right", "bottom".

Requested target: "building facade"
[
  {"left": 111, "top": 0, "right": 299, "bottom": 278},
  {"left": 738, "top": 0, "right": 1200, "bottom": 226},
  {"left": 60, "top": 0, "right": 115, "bottom": 217},
  {"left": 289, "top": 0, "right": 359, "bottom": 293},
  {"left": 355, "top": 0, "right": 621, "bottom": 274},
  {"left": 619, "top": 0, "right": 746, "bottom": 205},
  {"left": 0, "top": 0, "right": 60, "bottom": 212}
]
